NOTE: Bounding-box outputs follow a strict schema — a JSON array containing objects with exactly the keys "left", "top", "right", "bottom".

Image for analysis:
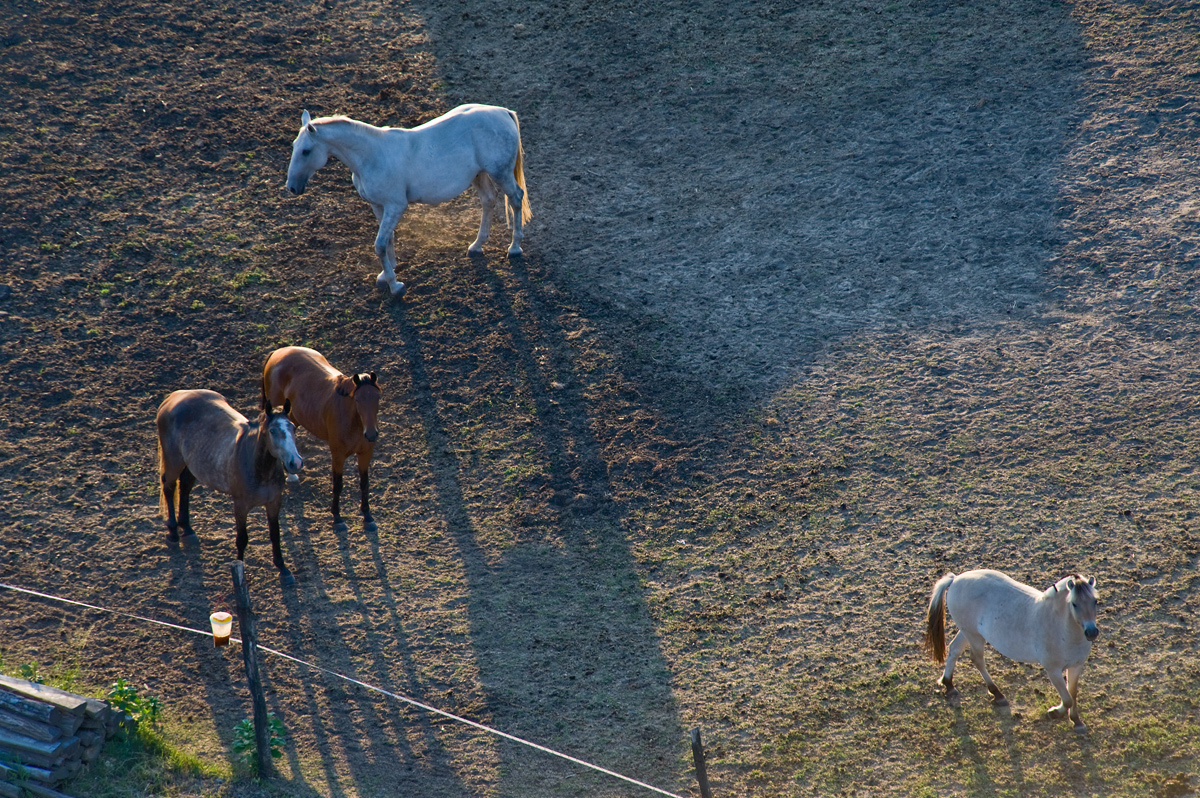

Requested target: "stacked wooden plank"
[{"left": 0, "top": 675, "right": 117, "bottom": 798}]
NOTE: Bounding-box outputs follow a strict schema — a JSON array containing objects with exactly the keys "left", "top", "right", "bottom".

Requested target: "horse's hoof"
[
  {"left": 390, "top": 281, "right": 406, "bottom": 298},
  {"left": 1073, "top": 723, "right": 1088, "bottom": 735},
  {"left": 333, "top": 519, "right": 349, "bottom": 533},
  {"left": 992, "top": 697, "right": 1009, "bottom": 707},
  {"left": 166, "top": 527, "right": 180, "bottom": 543},
  {"left": 181, "top": 531, "right": 199, "bottom": 545},
  {"left": 468, "top": 244, "right": 484, "bottom": 257},
  {"left": 507, "top": 247, "right": 523, "bottom": 258},
  {"left": 363, "top": 519, "right": 378, "bottom": 533},
  {"left": 1048, "top": 706, "right": 1068, "bottom": 720},
  {"left": 280, "top": 571, "right": 296, "bottom": 587}
]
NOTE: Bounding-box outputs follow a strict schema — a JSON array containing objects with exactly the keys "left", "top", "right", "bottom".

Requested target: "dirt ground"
[{"left": 1, "top": 0, "right": 1199, "bottom": 796}]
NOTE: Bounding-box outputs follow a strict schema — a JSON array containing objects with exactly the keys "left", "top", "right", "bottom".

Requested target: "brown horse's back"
[
  {"left": 263, "top": 346, "right": 341, "bottom": 443},
  {"left": 260, "top": 343, "right": 340, "bottom": 439}
]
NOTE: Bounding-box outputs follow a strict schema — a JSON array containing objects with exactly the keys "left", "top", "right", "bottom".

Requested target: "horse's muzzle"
[
  {"left": 1084, "top": 625, "right": 1099, "bottom": 641},
  {"left": 364, "top": 429, "right": 379, "bottom": 443},
  {"left": 286, "top": 180, "right": 306, "bottom": 196},
  {"left": 285, "top": 456, "right": 303, "bottom": 474}
]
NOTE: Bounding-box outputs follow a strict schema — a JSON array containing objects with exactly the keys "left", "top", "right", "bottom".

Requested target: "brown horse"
[
  {"left": 262, "top": 346, "right": 382, "bottom": 533},
  {"left": 156, "top": 390, "right": 303, "bottom": 585}
]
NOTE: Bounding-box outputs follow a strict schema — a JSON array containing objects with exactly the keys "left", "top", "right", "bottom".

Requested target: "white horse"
[
  {"left": 285, "top": 104, "right": 532, "bottom": 297},
  {"left": 923, "top": 569, "right": 1100, "bottom": 732}
]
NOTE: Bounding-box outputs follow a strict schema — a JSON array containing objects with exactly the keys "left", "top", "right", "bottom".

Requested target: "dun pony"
[{"left": 924, "top": 568, "right": 1100, "bottom": 732}]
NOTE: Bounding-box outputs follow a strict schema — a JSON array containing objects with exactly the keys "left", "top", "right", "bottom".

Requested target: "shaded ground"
[{"left": 1, "top": 0, "right": 1199, "bottom": 796}]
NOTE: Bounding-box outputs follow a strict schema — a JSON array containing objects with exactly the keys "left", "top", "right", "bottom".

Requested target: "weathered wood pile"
[{"left": 0, "top": 675, "right": 118, "bottom": 798}]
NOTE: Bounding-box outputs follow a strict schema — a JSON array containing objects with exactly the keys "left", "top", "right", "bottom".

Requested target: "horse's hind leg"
[
  {"left": 939, "top": 630, "right": 968, "bottom": 697},
  {"left": 495, "top": 171, "right": 525, "bottom": 256},
  {"left": 176, "top": 468, "right": 198, "bottom": 540},
  {"left": 965, "top": 631, "right": 1007, "bottom": 706},
  {"left": 162, "top": 472, "right": 181, "bottom": 542},
  {"left": 469, "top": 173, "right": 498, "bottom": 255}
]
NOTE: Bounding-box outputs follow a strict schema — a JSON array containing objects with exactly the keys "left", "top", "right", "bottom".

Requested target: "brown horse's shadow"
[{"left": 272, "top": 460, "right": 471, "bottom": 797}]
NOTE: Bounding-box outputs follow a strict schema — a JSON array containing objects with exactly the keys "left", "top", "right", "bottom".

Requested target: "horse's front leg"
[
  {"left": 370, "top": 202, "right": 407, "bottom": 297},
  {"left": 265, "top": 497, "right": 295, "bottom": 586},
  {"left": 234, "top": 505, "right": 250, "bottom": 562},
  {"left": 330, "top": 450, "right": 348, "bottom": 533},
  {"left": 1044, "top": 665, "right": 1075, "bottom": 725},
  {"left": 1065, "top": 663, "right": 1087, "bottom": 733},
  {"left": 358, "top": 450, "right": 376, "bottom": 533}
]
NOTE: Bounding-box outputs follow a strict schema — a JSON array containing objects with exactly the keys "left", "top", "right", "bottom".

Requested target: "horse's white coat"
[
  {"left": 926, "top": 569, "right": 1100, "bottom": 732},
  {"left": 285, "top": 104, "right": 531, "bottom": 296}
]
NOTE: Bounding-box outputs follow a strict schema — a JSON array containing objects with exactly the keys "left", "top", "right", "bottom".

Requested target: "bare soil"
[{"left": 1, "top": 0, "right": 1199, "bottom": 796}]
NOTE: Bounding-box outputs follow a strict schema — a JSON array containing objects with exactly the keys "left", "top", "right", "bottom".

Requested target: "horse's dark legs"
[
  {"left": 330, "top": 458, "right": 347, "bottom": 533},
  {"left": 234, "top": 507, "right": 249, "bottom": 562},
  {"left": 176, "top": 468, "right": 197, "bottom": 539},
  {"left": 266, "top": 500, "right": 295, "bottom": 587}
]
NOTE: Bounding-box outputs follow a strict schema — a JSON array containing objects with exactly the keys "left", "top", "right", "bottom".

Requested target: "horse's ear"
[
  {"left": 282, "top": 398, "right": 291, "bottom": 416},
  {"left": 1087, "top": 576, "right": 1096, "bottom": 587},
  {"left": 353, "top": 374, "right": 363, "bottom": 387},
  {"left": 1066, "top": 577, "right": 1076, "bottom": 591},
  {"left": 301, "top": 109, "right": 311, "bottom": 127},
  {"left": 369, "top": 371, "right": 377, "bottom": 384}
]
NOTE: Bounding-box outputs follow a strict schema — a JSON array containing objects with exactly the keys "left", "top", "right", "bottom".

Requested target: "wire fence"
[{"left": 0, "top": 581, "right": 688, "bottom": 798}]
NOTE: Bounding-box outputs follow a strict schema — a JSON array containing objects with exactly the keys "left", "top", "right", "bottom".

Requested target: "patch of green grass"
[{"left": 0, "top": 661, "right": 225, "bottom": 795}]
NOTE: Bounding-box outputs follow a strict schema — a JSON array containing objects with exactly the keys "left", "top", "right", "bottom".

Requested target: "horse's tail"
[
  {"left": 508, "top": 110, "right": 532, "bottom": 226},
  {"left": 923, "top": 572, "right": 956, "bottom": 665}
]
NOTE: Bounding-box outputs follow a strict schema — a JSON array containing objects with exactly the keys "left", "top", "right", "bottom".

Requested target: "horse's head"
[
  {"left": 286, "top": 110, "right": 329, "bottom": 196},
  {"left": 1066, "top": 575, "right": 1099, "bottom": 641},
  {"left": 351, "top": 372, "right": 382, "bottom": 444},
  {"left": 264, "top": 398, "right": 303, "bottom": 474}
]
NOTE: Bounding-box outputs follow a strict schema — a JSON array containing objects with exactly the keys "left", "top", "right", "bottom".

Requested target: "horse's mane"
[{"left": 251, "top": 414, "right": 282, "bottom": 484}]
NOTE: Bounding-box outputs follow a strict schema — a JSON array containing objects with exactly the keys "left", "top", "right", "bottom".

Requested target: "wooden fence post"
[
  {"left": 690, "top": 728, "right": 713, "bottom": 798},
  {"left": 230, "top": 561, "right": 273, "bottom": 779}
]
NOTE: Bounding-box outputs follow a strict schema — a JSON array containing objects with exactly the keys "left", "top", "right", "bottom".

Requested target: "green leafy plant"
[
  {"left": 17, "top": 662, "right": 44, "bottom": 684},
  {"left": 232, "top": 714, "right": 286, "bottom": 773},
  {"left": 108, "top": 677, "right": 163, "bottom": 730}
]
